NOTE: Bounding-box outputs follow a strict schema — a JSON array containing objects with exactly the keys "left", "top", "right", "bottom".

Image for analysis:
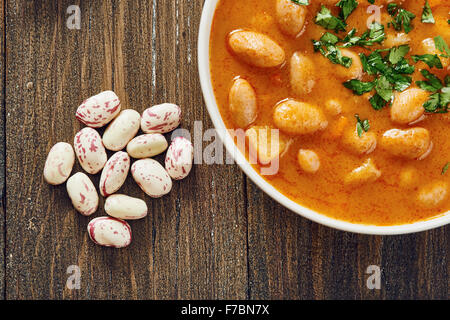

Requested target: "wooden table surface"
[{"left": 0, "top": 0, "right": 448, "bottom": 300}]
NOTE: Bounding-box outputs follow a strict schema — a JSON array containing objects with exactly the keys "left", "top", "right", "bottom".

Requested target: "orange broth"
[{"left": 210, "top": 0, "right": 450, "bottom": 225}]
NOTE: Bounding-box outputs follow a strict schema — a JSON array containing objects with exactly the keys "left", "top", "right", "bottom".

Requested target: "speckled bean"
[
  {"left": 105, "top": 194, "right": 148, "bottom": 220},
  {"left": 87, "top": 217, "right": 132, "bottom": 248},
  {"left": 165, "top": 137, "right": 194, "bottom": 180},
  {"left": 126, "top": 134, "right": 168, "bottom": 159},
  {"left": 131, "top": 159, "right": 172, "bottom": 198},
  {"left": 76, "top": 91, "right": 121, "bottom": 128},
  {"left": 74, "top": 127, "right": 107, "bottom": 174},
  {"left": 66, "top": 172, "right": 99, "bottom": 216},
  {"left": 102, "top": 109, "right": 141, "bottom": 151},
  {"left": 44, "top": 142, "right": 75, "bottom": 185},
  {"left": 99, "top": 151, "right": 130, "bottom": 197},
  {"left": 141, "top": 103, "right": 182, "bottom": 134}
]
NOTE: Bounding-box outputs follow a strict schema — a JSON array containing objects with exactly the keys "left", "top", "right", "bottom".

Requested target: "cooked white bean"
[
  {"left": 229, "top": 78, "right": 257, "bottom": 128},
  {"left": 390, "top": 88, "right": 427, "bottom": 125},
  {"left": 141, "top": 103, "right": 182, "bottom": 134},
  {"left": 273, "top": 99, "right": 328, "bottom": 135},
  {"left": 228, "top": 30, "right": 285, "bottom": 68},
  {"left": 421, "top": 38, "right": 449, "bottom": 68},
  {"left": 417, "top": 181, "right": 448, "bottom": 208},
  {"left": 74, "top": 127, "right": 107, "bottom": 174},
  {"left": 245, "top": 125, "right": 290, "bottom": 165},
  {"left": 99, "top": 151, "right": 130, "bottom": 197},
  {"left": 297, "top": 149, "right": 320, "bottom": 173},
  {"left": 344, "top": 158, "right": 381, "bottom": 185},
  {"left": 325, "top": 99, "right": 342, "bottom": 116},
  {"left": 76, "top": 91, "right": 121, "bottom": 128},
  {"left": 87, "top": 217, "right": 132, "bottom": 248},
  {"left": 335, "top": 49, "right": 363, "bottom": 80},
  {"left": 131, "top": 159, "right": 172, "bottom": 198},
  {"left": 66, "top": 172, "right": 99, "bottom": 216},
  {"left": 43, "top": 142, "right": 75, "bottom": 185},
  {"left": 290, "top": 52, "right": 316, "bottom": 96},
  {"left": 342, "top": 128, "right": 377, "bottom": 155},
  {"left": 104, "top": 194, "right": 148, "bottom": 220},
  {"left": 384, "top": 32, "right": 410, "bottom": 47},
  {"left": 165, "top": 137, "right": 194, "bottom": 180},
  {"left": 126, "top": 134, "right": 168, "bottom": 159},
  {"left": 275, "top": 0, "right": 307, "bottom": 37},
  {"left": 399, "top": 167, "right": 418, "bottom": 188},
  {"left": 102, "top": 109, "right": 141, "bottom": 151},
  {"left": 380, "top": 128, "right": 432, "bottom": 159}
]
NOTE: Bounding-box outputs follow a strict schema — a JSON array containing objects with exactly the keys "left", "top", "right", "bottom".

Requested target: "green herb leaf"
[
  {"left": 387, "top": 3, "right": 398, "bottom": 16},
  {"left": 375, "top": 75, "right": 393, "bottom": 101},
  {"left": 441, "top": 87, "right": 450, "bottom": 107},
  {"left": 416, "top": 69, "right": 443, "bottom": 92},
  {"left": 388, "top": 45, "right": 410, "bottom": 64},
  {"left": 418, "top": 72, "right": 450, "bottom": 113},
  {"left": 421, "top": 0, "right": 435, "bottom": 24},
  {"left": 343, "top": 79, "right": 376, "bottom": 95},
  {"left": 320, "top": 32, "right": 340, "bottom": 44},
  {"left": 369, "top": 93, "right": 386, "bottom": 110},
  {"left": 411, "top": 54, "right": 443, "bottom": 69},
  {"left": 347, "top": 23, "right": 385, "bottom": 47},
  {"left": 315, "top": 5, "right": 347, "bottom": 32},
  {"left": 313, "top": 39, "right": 354, "bottom": 68},
  {"left": 337, "top": 0, "right": 358, "bottom": 21},
  {"left": 423, "top": 92, "right": 441, "bottom": 112},
  {"left": 354, "top": 114, "right": 370, "bottom": 137},
  {"left": 389, "top": 6, "right": 416, "bottom": 33},
  {"left": 392, "top": 57, "right": 415, "bottom": 74},
  {"left": 442, "top": 163, "right": 450, "bottom": 175},
  {"left": 434, "top": 36, "right": 450, "bottom": 58}
]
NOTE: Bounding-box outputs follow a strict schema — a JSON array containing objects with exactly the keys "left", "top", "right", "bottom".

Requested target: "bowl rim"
[{"left": 197, "top": 0, "right": 450, "bottom": 235}]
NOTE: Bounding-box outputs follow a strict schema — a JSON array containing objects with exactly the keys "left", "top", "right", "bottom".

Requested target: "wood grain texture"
[
  {"left": 5, "top": 0, "right": 248, "bottom": 299},
  {"left": 0, "top": 0, "right": 4, "bottom": 301},
  {"left": 247, "top": 179, "right": 449, "bottom": 299},
  {"left": 3, "top": 0, "right": 449, "bottom": 300}
]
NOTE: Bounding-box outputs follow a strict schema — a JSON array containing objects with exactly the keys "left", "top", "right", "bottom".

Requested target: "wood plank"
[
  {"left": 107, "top": 0, "right": 248, "bottom": 299},
  {"left": 0, "top": 0, "right": 4, "bottom": 300},
  {"left": 246, "top": 179, "right": 449, "bottom": 299},
  {"left": 5, "top": 0, "right": 248, "bottom": 299},
  {"left": 6, "top": 0, "right": 115, "bottom": 299}
]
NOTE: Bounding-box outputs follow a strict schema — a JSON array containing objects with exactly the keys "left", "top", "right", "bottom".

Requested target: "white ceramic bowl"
[{"left": 197, "top": 0, "right": 450, "bottom": 235}]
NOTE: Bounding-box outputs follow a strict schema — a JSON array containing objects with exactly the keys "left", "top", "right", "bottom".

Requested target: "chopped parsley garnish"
[
  {"left": 387, "top": 4, "right": 416, "bottom": 33},
  {"left": 388, "top": 44, "right": 410, "bottom": 64},
  {"left": 416, "top": 72, "right": 450, "bottom": 113},
  {"left": 442, "top": 162, "right": 450, "bottom": 175},
  {"left": 355, "top": 114, "right": 370, "bottom": 137},
  {"left": 291, "top": 0, "right": 309, "bottom": 5},
  {"left": 367, "top": 0, "right": 375, "bottom": 4},
  {"left": 416, "top": 70, "right": 443, "bottom": 92},
  {"left": 313, "top": 37, "right": 353, "bottom": 68},
  {"left": 434, "top": 36, "right": 450, "bottom": 58},
  {"left": 421, "top": 1, "right": 435, "bottom": 24},
  {"left": 312, "top": 23, "right": 385, "bottom": 68},
  {"left": 411, "top": 54, "right": 443, "bottom": 69},
  {"left": 341, "top": 23, "right": 385, "bottom": 47},
  {"left": 315, "top": 5, "right": 347, "bottom": 32},
  {"left": 337, "top": 0, "right": 358, "bottom": 21},
  {"left": 344, "top": 45, "right": 415, "bottom": 110},
  {"left": 343, "top": 80, "right": 375, "bottom": 95}
]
